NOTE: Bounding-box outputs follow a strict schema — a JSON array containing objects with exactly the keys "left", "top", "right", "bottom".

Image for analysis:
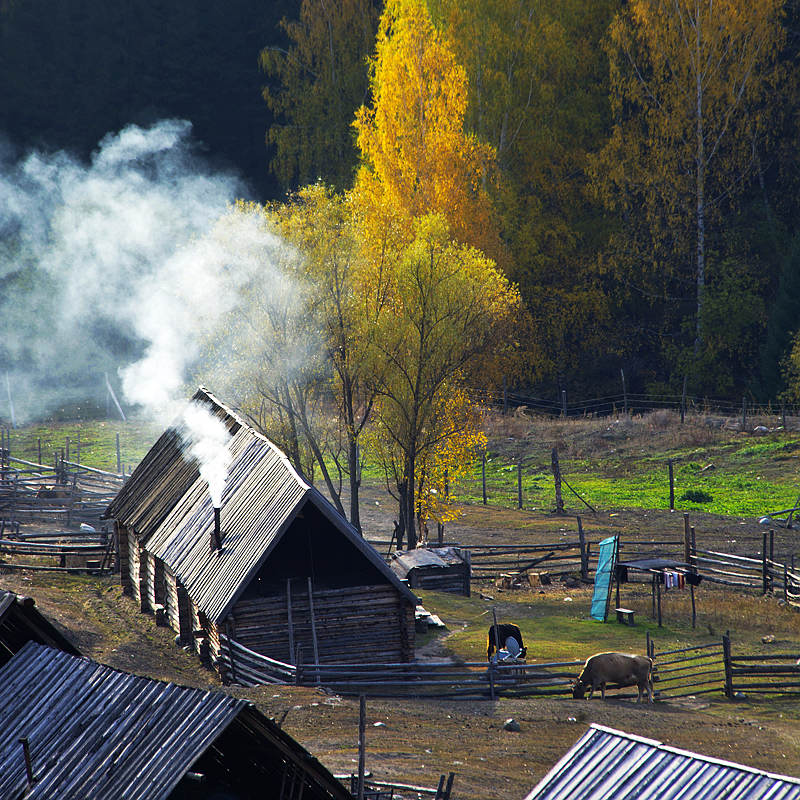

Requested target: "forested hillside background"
[{"left": 2, "top": 0, "right": 800, "bottom": 404}]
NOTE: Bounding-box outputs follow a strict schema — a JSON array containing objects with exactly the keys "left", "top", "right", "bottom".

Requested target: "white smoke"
[
  {"left": 0, "top": 120, "right": 289, "bottom": 424},
  {"left": 0, "top": 120, "right": 304, "bottom": 501},
  {"left": 178, "top": 401, "right": 231, "bottom": 507}
]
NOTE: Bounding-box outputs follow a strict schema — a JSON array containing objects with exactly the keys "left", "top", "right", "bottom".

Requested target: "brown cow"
[{"left": 572, "top": 652, "right": 653, "bottom": 703}]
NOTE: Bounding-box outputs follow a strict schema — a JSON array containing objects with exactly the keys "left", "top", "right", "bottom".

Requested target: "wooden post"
[
  {"left": 722, "top": 632, "right": 733, "bottom": 698},
  {"left": 37, "top": 437, "right": 42, "bottom": 466},
  {"left": 784, "top": 562, "right": 789, "bottom": 602},
  {"left": 769, "top": 530, "right": 775, "bottom": 592},
  {"left": 294, "top": 645, "right": 303, "bottom": 685},
  {"left": 742, "top": 396, "right": 747, "bottom": 432},
  {"left": 680, "top": 376, "right": 687, "bottom": 423},
  {"left": 551, "top": 448, "right": 564, "bottom": 514},
  {"left": 517, "top": 462, "right": 523, "bottom": 509},
  {"left": 577, "top": 516, "right": 588, "bottom": 580},
  {"left": 668, "top": 459, "right": 674, "bottom": 510},
  {"left": 482, "top": 453, "right": 487, "bottom": 505},
  {"left": 656, "top": 573, "right": 662, "bottom": 627},
  {"left": 621, "top": 368, "right": 628, "bottom": 415},
  {"left": 683, "top": 513, "right": 690, "bottom": 563},
  {"left": 307, "top": 577, "right": 320, "bottom": 683},
  {"left": 286, "top": 579, "right": 295, "bottom": 664},
  {"left": 437, "top": 522, "right": 444, "bottom": 545},
  {"left": 357, "top": 694, "right": 366, "bottom": 800},
  {"left": 65, "top": 437, "right": 70, "bottom": 463},
  {"left": 561, "top": 389, "right": 567, "bottom": 417},
  {"left": 762, "top": 532, "right": 769, "bottom": 595},
  {"left": 690, "top": 525, "right": 697, "bottom": 629}
]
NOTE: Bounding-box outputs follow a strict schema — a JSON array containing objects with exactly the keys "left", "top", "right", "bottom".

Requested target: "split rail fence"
[{"left": 220, "top": 633, "right": 800, "bottom": 700}]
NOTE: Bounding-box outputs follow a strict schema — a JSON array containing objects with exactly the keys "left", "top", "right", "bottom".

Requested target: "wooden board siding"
[
  {"left": 229, "top": 584, "right": 415, "bottom": 665},
  {"left": 129, "top": 534, "right": 144, "bottom": 610},
  {"left": 118, "top": 523, "right": 131, "bottom": 594},
  {"left": 407, "top": 566, "right": 470, "bottom": 596},
  {"left": 165, "top": 569, "right": 192, "bottom": 643}
]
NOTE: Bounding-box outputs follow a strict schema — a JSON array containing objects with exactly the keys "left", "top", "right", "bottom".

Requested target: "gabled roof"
[
  {"left": 0, "top": 642, "right": 351, "bottom": 800},
  {"left": 106, "top": 388, "right": 417, "bottom": 621},
  {"left": 0, "top": 588, "right": 80, "bottom": 664},
  {"left": 524, "top": 724, "right": 800, "bottom": 800}
]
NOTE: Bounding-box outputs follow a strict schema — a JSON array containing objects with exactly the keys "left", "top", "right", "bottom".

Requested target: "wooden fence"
[{"left": 221, "top": 632, "right": 800, "bottom": 701}]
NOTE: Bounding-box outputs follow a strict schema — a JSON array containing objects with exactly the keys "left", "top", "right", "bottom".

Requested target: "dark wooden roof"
[
  {"left": 106, "top": 387, "right": 417, "bottom": 621},
  {"left": 0, "top": 642, "right": 351, "bottom": 800},
  {"left": 0, "top": 589, "right": 80, "bottom": 665}
]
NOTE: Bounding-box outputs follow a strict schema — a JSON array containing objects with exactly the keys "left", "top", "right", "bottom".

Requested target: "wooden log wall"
[
  {"left": 118, "top": 524, "right": 131, "bottom": 593},
  {"left": 407, "top": 567, "right": 469, "bottom": 596},
  {"left": 129, "top": 535, "right": 143, "bottom": 610},
  {"left": 164, "top": 570, "right": 192, "bottom": 643},
  {"left": 229, "top": 584, "right": 415, "bottom": 665}
]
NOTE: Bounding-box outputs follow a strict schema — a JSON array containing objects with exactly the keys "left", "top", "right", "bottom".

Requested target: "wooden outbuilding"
[
  {"left": 0, "top": 641, "right": 352, "bottom": 799},
  {"left": 0, "top": 587, "right": 80, "bottom": 666},
  {"left": 104, "top": 388, "right": 417, "bottom": 680},
  {"left": 390, "top": 546, "right": 471, "bottom": 596}
]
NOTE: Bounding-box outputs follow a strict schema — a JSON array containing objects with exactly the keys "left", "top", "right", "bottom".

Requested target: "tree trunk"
[{"left": 348, "top": 436, "right": 362, "bottom": 533}]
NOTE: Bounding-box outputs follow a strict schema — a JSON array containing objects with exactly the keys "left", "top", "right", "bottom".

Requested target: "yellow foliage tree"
[
  {"left": 366, "top": 214, "right": 520, "bottom": 548},
  {"left": 353, "top": 0, "right": 501, "bottom": 261}
]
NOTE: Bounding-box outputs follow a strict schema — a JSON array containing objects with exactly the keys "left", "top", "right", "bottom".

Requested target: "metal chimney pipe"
[
  {"left": 212, "top": 507, "right": 222, "bottom": 552},
  {"left": 19, "top": 737, "right": 34, "bottom": 787}
]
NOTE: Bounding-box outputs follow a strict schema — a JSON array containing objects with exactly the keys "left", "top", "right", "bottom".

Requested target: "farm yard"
[{"left": 2, "top": 408, "right": 800, "bottom": 799}]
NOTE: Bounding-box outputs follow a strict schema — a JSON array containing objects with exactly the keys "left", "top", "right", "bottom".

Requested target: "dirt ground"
[{"left": 4, "top": 485, "right": 800, "bottom": 800}]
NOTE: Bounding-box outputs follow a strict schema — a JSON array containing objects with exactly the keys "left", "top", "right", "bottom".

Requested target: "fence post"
[
  {"left": 482, "top": 453, "right": 487, "bottom": 505},
  {"left": 561, "top": 389, "right": 567, "bottom": 417},
  {"left": 621, "top": 368, "right": 628, "bottom": 415},
  {"left": 690, "top": 525, "right": 697, "bottom": 629},
  {"left": 668, "top": 459, "right": 674, "bottom": 510},
  {"left": 551, "top": 448, "right": 564, "bottom": 514},
  {"left": 722, "top": 632, "right": 733, "bottom": 698},
  {"left": 784, "top": 562, "right": 788, "bottom": 602},
  {"left": 517, "top": 462, "right": 523, "bottom": 509},
  {"left": 577, "top": 516, "right": 588, "bottom": 580},
  {"left": 680, "top": 376, "right": 687, "bottom": 423},
  {"left": 357, "top": 694, "right": 366, "bottom": 800},
  {"left": 683, "top": 513, "right": 690, "bottom": 563},
  {"left": 762, "top": 532, "right": 769, "bottom": 594}
]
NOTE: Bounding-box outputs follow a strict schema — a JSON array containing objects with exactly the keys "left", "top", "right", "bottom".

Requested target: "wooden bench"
[{"left": 615, "top": 607, "right": 636, "bottom": 625}]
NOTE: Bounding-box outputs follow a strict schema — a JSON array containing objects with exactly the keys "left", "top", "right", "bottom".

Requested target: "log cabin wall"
[
  {"left": 118, "top": 523, "right": 131, "bottom": 594},
  {"left": 228, "top": 583, "right": 415, "bottom": 665},
  {"left": 165, "top": 569, "right": 193, "bottom": 643},
  {"left": 407, "top": 565, "right": 470, "bottom": 596},
  {"left": 129, "top": 534, "right": 143, "bottom": 610}
]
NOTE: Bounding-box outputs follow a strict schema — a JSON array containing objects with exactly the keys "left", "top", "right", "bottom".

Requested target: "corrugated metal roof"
[
  {"left": 0, "top": 641, "right": 246, "bottom": 800},
  {"left": 524, "top": 724, "right": 800, "bottom": 800},
  {"left": 0, "top": 642, "right": 352, "bottom": 800},
  {"left": 107, "top": 387, "right": 417, "bottom": 622}
]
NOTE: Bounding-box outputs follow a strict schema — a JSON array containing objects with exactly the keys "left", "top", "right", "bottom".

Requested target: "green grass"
[{"left": 448, "top": 438, "right": 800, "bottom": 517}]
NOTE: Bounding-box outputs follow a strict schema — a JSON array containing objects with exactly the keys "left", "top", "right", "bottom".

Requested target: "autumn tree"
[
  {"left": 429, "top": 0, "right": 619, "bottom": 387},
  {"left": 352, "top": 0, "right": 501, "bottom": 260},
  {"left": 261, "top": 0, "right": 380, "bottom": 191},
  {"left": 366, "top": 215, "right": 520, "bottom": 549},
  {"left": 592, "top": 0, "right": 786, "bottom": 385}
]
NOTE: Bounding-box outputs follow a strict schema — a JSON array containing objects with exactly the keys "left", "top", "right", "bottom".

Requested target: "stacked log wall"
[
  {"left": 408, "top": 567, "right": 470, "bottom": 596},
  {"left": 118, "top": 524, "right": 131, "bottom": 594},
  {"left": 164, "top": 569, "right": 192, "bottom": 643},
  {"left": 229, "top": 584, "right": 415, "bottom": 665}
]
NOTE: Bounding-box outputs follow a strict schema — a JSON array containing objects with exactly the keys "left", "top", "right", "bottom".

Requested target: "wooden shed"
[
  {"left": 0, "top": 641, "right": 352, "bottom": 800},
  {"left": 104, "top": 388, "right": 418, "bottom": 680},
  {"left": 0, "top": 587, "right": 80, "bottom": 666},
  {"left": 390, "top": 547, "right": 471, "bottom": 596}
]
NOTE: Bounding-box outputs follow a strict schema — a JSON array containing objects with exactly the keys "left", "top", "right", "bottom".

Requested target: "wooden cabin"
[
  {"left": 104, "top": 388, "right": 417, "bottom": 681},
  {"left": 0, "top": 588, "right": 80, "bottom": 666},
  {"left": 390, "top": 547, "right": 471, "bottom": 597},
  {"left": 0, "top": 642, "right": 352, "bottom": 800}
]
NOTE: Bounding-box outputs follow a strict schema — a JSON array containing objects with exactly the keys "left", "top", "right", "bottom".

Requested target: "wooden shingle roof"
[{"left": 0, "top": 642, "right": 350, "bottom": 800}]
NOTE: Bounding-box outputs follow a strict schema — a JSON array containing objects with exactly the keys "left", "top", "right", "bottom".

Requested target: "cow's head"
[{"left": 571, "top": 679, "right": 587, "bottom": 699}]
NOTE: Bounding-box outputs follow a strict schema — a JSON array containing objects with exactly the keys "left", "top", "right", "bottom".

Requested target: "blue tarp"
[{"left": 590, "top": 535, "right": 618, "bottom": 621}]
